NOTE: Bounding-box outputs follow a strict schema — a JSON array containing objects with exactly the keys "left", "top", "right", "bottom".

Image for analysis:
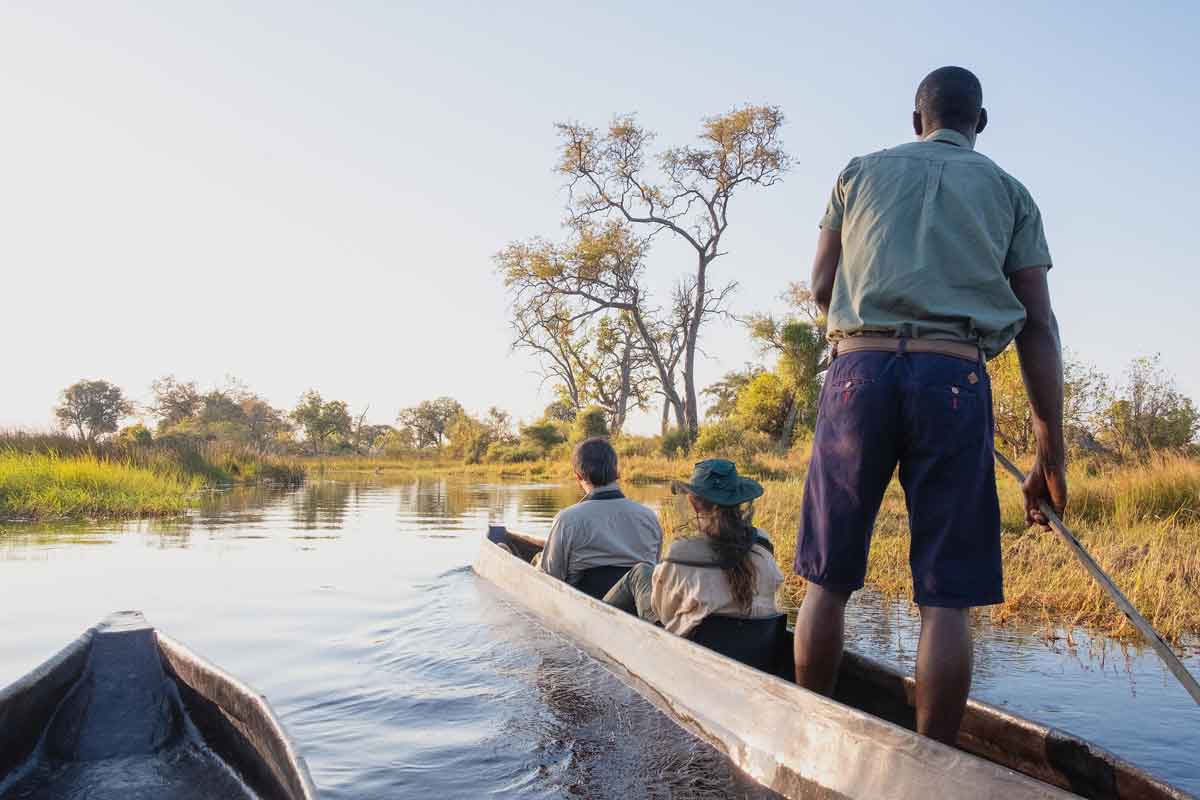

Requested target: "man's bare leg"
[
  {"left": 915, "top": 606, "right": 972, "bottom": 745},
  {"left": 793, "top": 584, "right": 851, "bottom": 695}
]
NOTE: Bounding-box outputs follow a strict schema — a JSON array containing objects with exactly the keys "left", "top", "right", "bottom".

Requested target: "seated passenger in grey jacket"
[{"left": 537, "top": 437, "right": 663, "bottom": 590}]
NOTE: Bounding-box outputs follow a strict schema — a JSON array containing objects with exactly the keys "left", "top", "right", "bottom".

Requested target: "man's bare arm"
[
  {"left": 1009, "top": 267, "right": 1067, "bottom": 527},
  {"left": 811, "top": 227, "right": 842, "bottom": 315}
]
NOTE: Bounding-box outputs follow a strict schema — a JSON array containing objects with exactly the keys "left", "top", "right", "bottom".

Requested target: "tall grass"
[
  {"left": 0, "top": 430, "right": 306, "bottom": 520},
  {"left": 662, "top": 455, "right": 1200, "bottom": 642},
  {"left": 0, "top": 430, "right": 305, "bottom": 486},
  {"left": 0, "top": 451, "right": 200, "bottom": 519}
]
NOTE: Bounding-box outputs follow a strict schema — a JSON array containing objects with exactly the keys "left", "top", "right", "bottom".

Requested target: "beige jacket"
[{"left": 650, "top": 532, "right": 784, "bottom": 636}]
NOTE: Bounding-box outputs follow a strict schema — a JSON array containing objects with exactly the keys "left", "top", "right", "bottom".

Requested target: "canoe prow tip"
[{"left": 98, "top": 609, "right": 151, "bottom": 633}]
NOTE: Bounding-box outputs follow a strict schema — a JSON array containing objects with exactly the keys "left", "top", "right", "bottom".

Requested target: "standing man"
[{"left": 792, "top": 66, "right": 1067, "bottom": 745}]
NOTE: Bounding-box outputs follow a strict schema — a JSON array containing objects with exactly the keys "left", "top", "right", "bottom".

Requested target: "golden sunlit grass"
[
  {"left": 661, "top": 455, "right": 1200, "bottom": 642},
  {"left": 0, "top": 451, "right": 201, "bottom": 519}
]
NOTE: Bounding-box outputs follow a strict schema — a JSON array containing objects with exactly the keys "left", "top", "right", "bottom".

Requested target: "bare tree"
[
  {"left": 555, "top": 106, "right": 790, "bottom": 436},
  {"left": 499, "top": 220, "right": 700, "bottom": 431},
  {"left": 510, "top": 295, "right": 586, "bottom": 411},
  {"left": 576, "top": 313, "right": 657, "bottom": 433},
  {"left": 149, "top": 375, "right": 201, "bottom": 431},
  {"left": 509, "top": 275, "right": 656, "bottom": 432},
  {"left": 352, "top": 405, "right": 371, "bottom": 454}
]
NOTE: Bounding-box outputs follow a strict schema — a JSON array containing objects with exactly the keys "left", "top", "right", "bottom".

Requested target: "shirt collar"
[
  {"left": 583, "top": 482, "right": 623, "bottom": 500},
  {"left": 923, "top": 128, "right": 974, "bottom": 150}
]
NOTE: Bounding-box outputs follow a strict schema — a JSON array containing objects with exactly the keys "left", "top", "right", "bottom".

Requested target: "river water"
[{"left": 1, "top": 477, "right": 1197, "bottom": 798}]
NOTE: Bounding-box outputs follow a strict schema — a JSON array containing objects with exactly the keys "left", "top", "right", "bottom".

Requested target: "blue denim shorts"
[{"left": 795, "top": 350, "right": 1003, "bottom": 608}]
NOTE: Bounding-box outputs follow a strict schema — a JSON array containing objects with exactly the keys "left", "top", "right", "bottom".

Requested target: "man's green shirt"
[{"left": 821, "top": 128, "right": 1052, "bottom": 358}]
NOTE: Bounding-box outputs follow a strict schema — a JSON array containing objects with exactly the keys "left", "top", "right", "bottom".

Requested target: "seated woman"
[{"left": 604, "top": 459, "right": 784, "bottom": 636}]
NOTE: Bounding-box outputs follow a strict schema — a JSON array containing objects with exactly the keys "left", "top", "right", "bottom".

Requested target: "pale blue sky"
[{"left": 3, "top": 1, "right": 1197, "bottom": 434}]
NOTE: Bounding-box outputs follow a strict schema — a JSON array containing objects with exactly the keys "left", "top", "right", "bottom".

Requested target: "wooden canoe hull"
[
  {"left": 474, "top": 536, "right": 1192, "bottom": 800},
  {"left": 0, "top": 611, "right": 317, "bottom": 800}
]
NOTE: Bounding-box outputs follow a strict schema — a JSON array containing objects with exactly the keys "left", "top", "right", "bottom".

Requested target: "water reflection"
[
  {"left": 292, "top": 481, "right": 354, "bottom": 530},
  {"left": 192, "top": 484, "right": 293, "bottom": 530}
]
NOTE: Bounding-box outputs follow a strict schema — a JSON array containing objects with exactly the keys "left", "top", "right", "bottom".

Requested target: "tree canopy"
[
  {"left": 292, "top": 390, "right": 353, "bottom": 455},
  {"left": 396, "top": 397, "right": 464, "bottom": 449},
  {"left": 55, "top": 380, "right": 133, "bottom": 442},
  {"left": 501, "top": 105, "right": 790, "bottom": 439}
]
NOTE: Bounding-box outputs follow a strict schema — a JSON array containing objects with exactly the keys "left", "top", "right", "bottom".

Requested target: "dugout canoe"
[
  {"left": 0, "top": 611, "right": 317, "bottom": 800},
  {"left": 474, "top": 531, "right": 1193, "bottom": 800}
]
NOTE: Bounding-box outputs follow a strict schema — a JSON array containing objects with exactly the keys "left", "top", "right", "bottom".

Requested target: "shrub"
[
  {"left": 614, "top": 434, "right": 658, "bottom": 458},
  {"left": 734, "top": 372, "right": 790, "bottom": 437},
  {"left": 116, "top": 424, "right": 154, "bottom": 446},
  {"left": 521, "top": 420, "right": 567, "bottom": 452},
  {"left": 485, "top": 442, "right": 542, "bottom": 464},
  {"left": 660, "top": 428, "right": 691, "bottom": 458},
  {"left": 573, "top": 406, "right": 610, "bottom": 440},
  {"left": 694, "top": 419, "right": 773, "bottom": 464},
  {"left": 694, "top": 420, "right": 744, "bottom": 456}
]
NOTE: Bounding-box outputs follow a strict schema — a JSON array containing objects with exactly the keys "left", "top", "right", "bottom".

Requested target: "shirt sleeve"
[
  {"left": 651, "top": 564, "right": 676, "bottom": 629},
  {"left": 819, "top": 160, "right": 853, "bottom": 231},
  {"left": 538, "top": 513, "right": 570, "bottom": 581},
  {"left": 651, "top": 563, "right": 704, "bottom": 635},
  {"left": 1004, "top": 188, "right": 1053, "bottom": 274},
  {"left": 650, "top": 514, "right": 664, "bottom": 562}
]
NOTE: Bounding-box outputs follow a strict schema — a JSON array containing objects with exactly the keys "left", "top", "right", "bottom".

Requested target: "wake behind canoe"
[
  {"left": 474, "top": 531, "right": 1193, "bottom": 800},
  {"left": 0, "top": 611, "right": 316, "bottom": 800}
]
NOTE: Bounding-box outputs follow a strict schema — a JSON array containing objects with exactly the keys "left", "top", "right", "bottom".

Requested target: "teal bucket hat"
[{"left": 671, "top": 458, "right": 764, "bottom": 507}]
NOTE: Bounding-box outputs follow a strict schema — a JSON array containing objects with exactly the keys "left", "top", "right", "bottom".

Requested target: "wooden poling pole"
[{"left": 993, "top": 450, "right": 1200, "bottom": 706}]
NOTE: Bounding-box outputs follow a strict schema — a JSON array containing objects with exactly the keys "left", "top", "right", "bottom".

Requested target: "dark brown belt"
[{"left": 834, "top": 336, "right": 981, "bottom": 362}]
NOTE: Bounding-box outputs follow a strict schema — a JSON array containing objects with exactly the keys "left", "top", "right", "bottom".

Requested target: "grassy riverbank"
[
  {"left": 0, "top": 451, "right": 200, "bottom": 519},
  {"left": 661, "top": 454, "right": 1200, "bottom": 642},
  {"left": 0, "top": 433, "right": 305, "bottom": 521},
  {"left": 305, "top": 451, "right": 793, "bottom": 484}
]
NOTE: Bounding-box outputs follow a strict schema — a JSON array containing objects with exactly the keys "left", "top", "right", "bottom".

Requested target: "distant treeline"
[{"left": 22, "top": 321, "right": 1198, "bottom": 472}]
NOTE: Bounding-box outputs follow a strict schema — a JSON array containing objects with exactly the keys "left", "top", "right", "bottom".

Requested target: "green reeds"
[
  {"left": 0, "top": 451, "right": 200, "bottom": 519},
  {"left": 0, "top": 431, "right": 307, "bottom": 520}
]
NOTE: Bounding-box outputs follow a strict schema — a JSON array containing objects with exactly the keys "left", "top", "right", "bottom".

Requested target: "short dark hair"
[
  {"left": 915, "top": 66, "right": 983, "bottom": 132},
  {"left": 572, "top": 437, "right": 619, "bottom": 486}
]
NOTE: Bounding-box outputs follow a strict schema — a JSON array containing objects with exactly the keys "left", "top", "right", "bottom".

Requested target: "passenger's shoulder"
[
  {"left": 751, "top": 540, "right": 784, "bottom": 574},
  {"left": 665, "top": 537, "right": 713, "bottom": 560},
  {"left": 553, "top": 502, "right": 588, "bottom": 524},
  {"left": 622, "top": 497, "right": 662, "bottom": 521}
]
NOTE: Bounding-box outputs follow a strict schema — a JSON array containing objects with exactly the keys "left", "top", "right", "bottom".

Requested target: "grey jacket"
[{"left": 538, "top": 484, "right": 663, "bottom": 585}]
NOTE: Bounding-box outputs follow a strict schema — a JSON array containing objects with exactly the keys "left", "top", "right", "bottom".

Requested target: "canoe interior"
[
  {"left": 489, "top": 531, "right": 1191, "bottom": 800},
  {"left": 0, "top": 611, "right": 316, "bottom": 800}
]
